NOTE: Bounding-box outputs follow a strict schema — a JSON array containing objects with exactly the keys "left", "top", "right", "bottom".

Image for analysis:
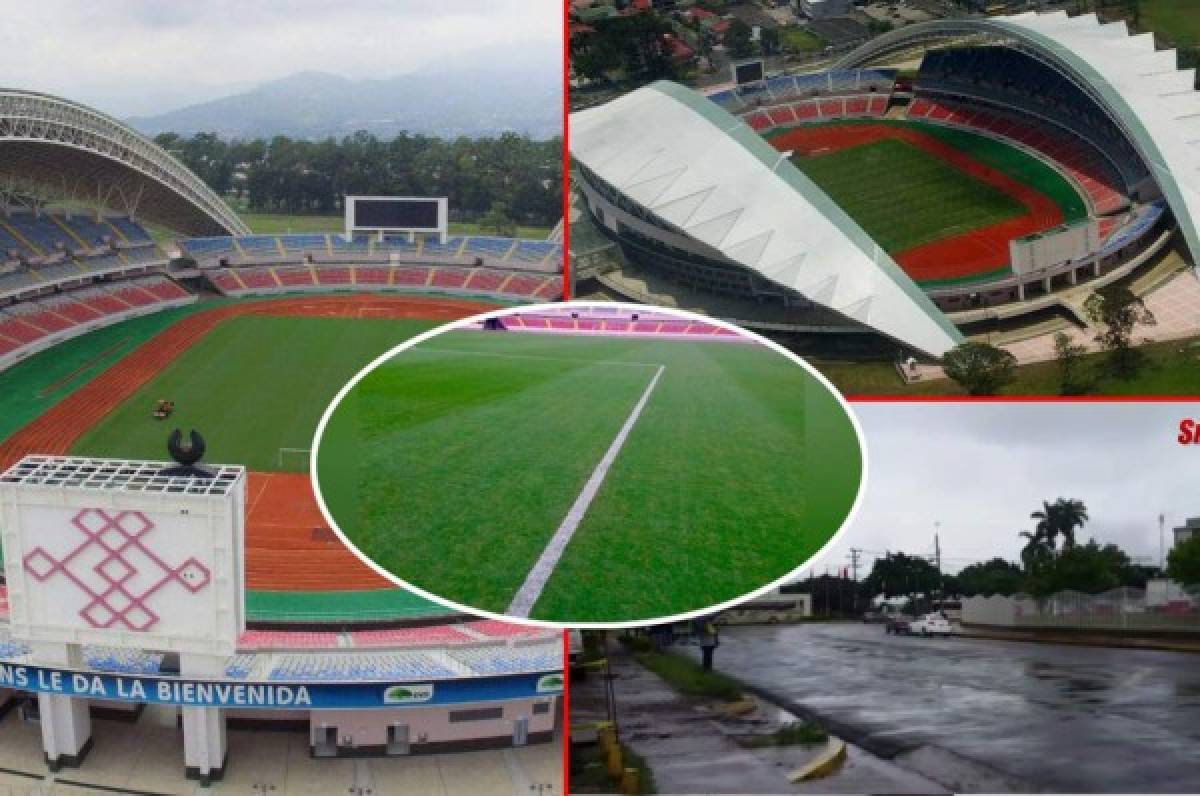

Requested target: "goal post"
[{"left": 278, "top": 447, "right": 312, "bottom": 471}]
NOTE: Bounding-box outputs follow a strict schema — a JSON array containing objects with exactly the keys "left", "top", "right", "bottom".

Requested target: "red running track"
[
  {"left": 0, "top": 294, "right": 500, "bottom": 592},
  {"left": 770, "top": 125, "right": 1064, "bottom": 283}
]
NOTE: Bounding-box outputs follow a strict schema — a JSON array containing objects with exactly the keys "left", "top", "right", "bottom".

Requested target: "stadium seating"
[
  {"left": 84, "top": 647, "right": 164, "bottom": 675},
  {"left": 0, "top": 636, "right": 30, "bottom": 659},
  {"left": 447, "top": 646, "right": 561, "bottom": 675},
  {"left": 239, "top": 630, "right": 341, "bottom": 650},
  {"left": 465, "top": 620, "right": 562, "bottom": 639},
  {"left": 915, "top": 47, "right": 1147, "bottom": 191},
  {"left": 268, "top": 652, "right": 457, "bottom": 681},
  {"left": 907, "top": 97, "right": 1130, "bottom": 215},
  {"left": 205, "top": 263, "right": 561, "bottom": 302},
  {"left": 708, "top": 68, "right": 898, "bottom": 114},
  {"left": 236, "top": 235, "right": 283, "bottom": 256},
  {"left": 0, "top": 276, "right": 193, "bottom": 368},
  {"left": 350, "top": 626, "right": 475, "bottom": 647}
]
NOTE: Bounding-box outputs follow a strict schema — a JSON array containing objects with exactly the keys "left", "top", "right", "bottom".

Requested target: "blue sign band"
[{"left": 0, "top": 663, "right": 564, "bottom": 710}]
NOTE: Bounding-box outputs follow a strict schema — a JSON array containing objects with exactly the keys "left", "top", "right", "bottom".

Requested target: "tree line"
[
  {"left": 154, "top": 131, "right": 563, "bottom": 229},
  {"left": 788, "top": 495, "right": 1200, "bottom": 616}
]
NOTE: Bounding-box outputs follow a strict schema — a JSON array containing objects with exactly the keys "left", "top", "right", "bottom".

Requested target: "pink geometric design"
[{"left": 21, "top": 508, "right": 211, "bottom": 632}]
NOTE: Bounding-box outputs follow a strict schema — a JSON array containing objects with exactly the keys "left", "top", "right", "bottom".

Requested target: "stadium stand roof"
[
  {"left": 0, "top": 89, "right": 248, "bottom": 236},
  {"left": 569, "top": 80, "right": 965, "bottom": 358},
  {"left": 836, "top": 11, "right": 1200, "bottom": 266}
]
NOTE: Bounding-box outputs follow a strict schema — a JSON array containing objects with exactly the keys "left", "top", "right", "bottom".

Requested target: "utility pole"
[
  {"left": 933, "top": 522, "right": 942, "bottom": 573},
  {"left": 1159, "top": 513, "right": 1166, "bottom": 571},
  {"left": 848, "top": 548, "right": 862, "bottom": 582}
]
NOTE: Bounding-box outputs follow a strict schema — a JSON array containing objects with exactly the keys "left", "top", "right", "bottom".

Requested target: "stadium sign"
[{"left": 0, "top": 663, "right": 560, "bottom": 710}]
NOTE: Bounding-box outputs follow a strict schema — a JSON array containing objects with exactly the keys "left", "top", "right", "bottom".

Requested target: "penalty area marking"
[{"left": 507, "top": 364, "right": 666, "bottom": 617}]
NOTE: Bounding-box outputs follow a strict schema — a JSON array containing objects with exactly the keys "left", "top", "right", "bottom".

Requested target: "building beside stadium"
[{"left": 570, "top": 11, "right": 1197, "bottom": 360}]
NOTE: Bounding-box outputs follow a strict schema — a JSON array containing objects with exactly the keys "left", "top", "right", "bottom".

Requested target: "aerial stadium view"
[
  {"left": 314, "top": 303, "right": 865, "bottom": 625},
  {"left": 568, "top": 4, "right": 1200, "bottom": 395},
  {"left": 0, "top": 2, "right": 564, "bottom": 793}
]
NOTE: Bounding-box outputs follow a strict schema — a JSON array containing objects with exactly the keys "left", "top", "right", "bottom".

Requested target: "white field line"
[
  {"left": 402, "top": 346, "right": 663, "bottom": 369},
  {"left": 507, "top": 364, "right": 666, "bottom": 617}
]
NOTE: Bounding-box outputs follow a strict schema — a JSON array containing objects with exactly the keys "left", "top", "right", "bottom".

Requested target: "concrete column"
[
  {"left": 180, "top": 653, "right": 227, "bottom": 785},
  {"left": 31, "top": 642, "right": 91, "bottom": 771}
]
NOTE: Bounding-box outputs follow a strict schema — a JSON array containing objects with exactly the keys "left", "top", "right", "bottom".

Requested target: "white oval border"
[{"left": 310, "top": 299, "right": 869, "bottom": 630}]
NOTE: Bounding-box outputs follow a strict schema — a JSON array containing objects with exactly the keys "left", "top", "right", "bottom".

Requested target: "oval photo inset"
[{"left": 313, "top": 301, "right": 865, "bottom": 626}]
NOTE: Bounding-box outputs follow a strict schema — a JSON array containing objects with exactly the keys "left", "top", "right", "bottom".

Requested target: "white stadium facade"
[{"left": 570, "top": 11, "right": 1200, "bottom": 360}]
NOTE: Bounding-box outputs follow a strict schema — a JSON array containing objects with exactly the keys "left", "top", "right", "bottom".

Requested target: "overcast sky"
[
  {"left": 0, "top": 0, "right": 561, "bottom": 117},
  {"left": 808, "top": 402, "right": 1197, "bottom": 578}
]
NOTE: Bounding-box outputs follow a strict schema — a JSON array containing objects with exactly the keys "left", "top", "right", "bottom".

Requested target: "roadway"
[{"left": 680, "top": 622, "right": 1200, "bottom": 792}]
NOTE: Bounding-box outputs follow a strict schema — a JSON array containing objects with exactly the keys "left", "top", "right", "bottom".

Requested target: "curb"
[{"left": 789, "top": 738, "right": 847, "bottom": 782}]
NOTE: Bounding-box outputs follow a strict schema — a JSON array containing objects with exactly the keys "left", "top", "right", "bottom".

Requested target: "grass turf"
[
  {"left": 239, "top": 211, "right": 553, "bottom": 240},
  {"left": 317, "top": 331, "right": 862, "bottom": 622},
  {"left": 791, "top": 137, "right": 1027, "bottom": 253},
  {"left": 70, "top": 315, "right": 441, "bottom": 470},
  {"left": 0, "top": 301, "right": 225, "bottom": 444},
  {"left": 246, "top": 588, "right": 451, "bottom": 623}
]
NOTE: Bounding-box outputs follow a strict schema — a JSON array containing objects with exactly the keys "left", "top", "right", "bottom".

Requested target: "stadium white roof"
[
  {"left": 839, "top": 11, "right": 1200, "bottom": 266},
  {"left": 570, "top": 81, "right": 965, "bottom": 358}
]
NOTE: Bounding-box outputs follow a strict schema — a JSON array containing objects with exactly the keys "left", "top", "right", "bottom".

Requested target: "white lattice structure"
[{"left": 0, "top": 456, "right": 246, "bottom": 657}]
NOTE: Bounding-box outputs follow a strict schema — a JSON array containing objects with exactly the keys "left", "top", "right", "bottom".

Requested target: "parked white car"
[{"left": 907, "top": 613, "right": 956, "bottom": 637}]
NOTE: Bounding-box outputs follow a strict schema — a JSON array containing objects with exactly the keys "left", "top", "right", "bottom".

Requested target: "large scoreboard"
[{"left": 345, "top": 196, "right": 449, "bottom": 243}]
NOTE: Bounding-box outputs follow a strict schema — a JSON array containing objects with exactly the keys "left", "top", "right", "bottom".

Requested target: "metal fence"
[{"left": 964, "top": 587, "right": 1200, "bottom": 633}]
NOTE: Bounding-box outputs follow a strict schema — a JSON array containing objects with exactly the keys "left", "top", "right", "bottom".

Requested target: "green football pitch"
[
  {"left": 71, "top": 315, "right": 440, "bottom": 470},
  {"left": 792, "top": 137, "right": 1026, "bottom": 253},
  {"left": 316, "top": 331, "right": 864, "bottom": 623}
]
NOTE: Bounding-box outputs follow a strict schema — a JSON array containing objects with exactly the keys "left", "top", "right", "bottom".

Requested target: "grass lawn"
[
  {"left": 792, "top": 137, "right": 1026, "bottom": 252},
  {"left": 779, "top": 27, "right": 826, "bottom": 54},
  {"left": 70, "top": 315, "right": 441, "bottom": 470},
  {"left": 816, "top": 335, "right": 1200, "bottom": 396},
  {"left": 1139, "top": 0, "right": 1200, "bottom": 46},
  {"left": 633, "top": 650, "right": 742, "bottom": 700},
  {"left": 317, "top": 331, "right": 862, "bottom": 622},
  {"left": 239, "top": 211, "right": 554, "bottom": 240}
]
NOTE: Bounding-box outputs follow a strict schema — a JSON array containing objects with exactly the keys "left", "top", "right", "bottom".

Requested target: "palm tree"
[
  {"left": 1019, "top": 529, "right": 1052, "bottom": 569},
  {"left": 1030, "top": 498, "right": 1089, "bottom": 553}
]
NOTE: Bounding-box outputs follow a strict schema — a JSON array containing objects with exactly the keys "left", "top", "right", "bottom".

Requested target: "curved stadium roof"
[
  {"left": 837, "top": 10, "right": 1200, "bottom": 266},
  {"left": 570, "top": 81, "right": 965, "bottom": 358},
  {"left": 0, "top": 89, "right": 248, "bottom": 236}
]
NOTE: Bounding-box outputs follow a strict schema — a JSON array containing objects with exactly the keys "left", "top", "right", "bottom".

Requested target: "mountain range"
[{"left": 127, "top": 52, "right": 560, "bottom": 141}]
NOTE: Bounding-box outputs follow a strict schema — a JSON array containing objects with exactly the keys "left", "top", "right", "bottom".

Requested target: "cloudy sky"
[
  {"left": 0, "top": 0, "right": 561, "bottom": 117},
  {"left": 809, "top": 402, "right": 1196, "bottom": 577}
]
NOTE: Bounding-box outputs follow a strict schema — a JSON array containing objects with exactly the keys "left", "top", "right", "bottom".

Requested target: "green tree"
[
  {"left": 1053, "top": 331, "right": 1090, "bottom": 395},
  {"left": 760, "top": 26, "right": 781, "bottom": 56},
  {"left": 863, "top": 553, "right": 942, "bottom": 599},
  {"left": 1167, "top": 534, "right": 1200, "bottom": 587},
  {"left": 479, "top": 200, "right": 518, "bottom": 237},
  {"left": 957, "top": 558, "right": 1023, "bottom": 596},
  {"left": 1022, "top": 541, "right": 1132, "bottom": 598},
  {"left": 725, "top": 20, "right": 756, "bottom": 58},
  {"left": 1083, "top": 285, "right": 1156, "bottom": 378},
  {"left": 1030, "top": 498, "right": 1089, "bottom": 552},
  {"left": 942, "top": 341, "right": 1017, "bottom": 395}
]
